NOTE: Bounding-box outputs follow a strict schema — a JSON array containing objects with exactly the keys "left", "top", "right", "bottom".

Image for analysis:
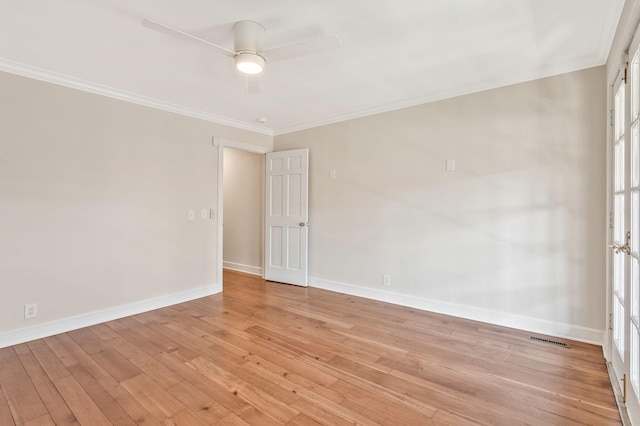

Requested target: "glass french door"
[{"left": 610, "top": 30, "right": 640, "bottom": 422}]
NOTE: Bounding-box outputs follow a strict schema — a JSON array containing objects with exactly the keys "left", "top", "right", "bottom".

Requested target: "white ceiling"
[{"left": 0, "top": 0, "right": 625, "bottom": 135}]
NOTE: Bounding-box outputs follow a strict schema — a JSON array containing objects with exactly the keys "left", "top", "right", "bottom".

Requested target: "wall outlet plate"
[{"left": 24, "top": 303, "right": 37, "bottom": 319}]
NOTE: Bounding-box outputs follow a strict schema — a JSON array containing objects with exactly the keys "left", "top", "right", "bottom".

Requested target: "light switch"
[
  {"left": 201, "top": 209, "right": 207, "bottom": 219},
  {"left": 188, "top": 210, "right": 195, "bottom": 220},
  {"left": 330, "top": 169, "right": 337, "bottom": 180},
  {"left": 446, "top": 159, "right": 456, "bottom": 172}
]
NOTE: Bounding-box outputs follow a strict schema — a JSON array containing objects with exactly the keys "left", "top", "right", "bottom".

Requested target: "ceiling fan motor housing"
[{"left": 233, "top": 20, "right": 265, "bottom": 55}]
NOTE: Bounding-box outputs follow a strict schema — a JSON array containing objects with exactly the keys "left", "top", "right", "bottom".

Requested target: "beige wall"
[
  {"left": 275, "top": 66, "right": 607, "bottom": 341},
  {"left": 223, "top": 147, "right": 264, "bottom": 274},
  {"left": 0, "top": 70, "right": 271, "bottom": 339},
  {"left": 0, "top": 62, "right": 608, "bottom": 343}
]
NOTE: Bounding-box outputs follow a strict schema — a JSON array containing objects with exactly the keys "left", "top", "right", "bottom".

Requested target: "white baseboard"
[
  {"left": 0, "top": 284, "right": 219, "bottom": 349},
  {"left": 309, "top": 276, "right": 604, "bottom": 346},
  {"left": 223, "top": 261, "right": 263, "bottom": 276}
]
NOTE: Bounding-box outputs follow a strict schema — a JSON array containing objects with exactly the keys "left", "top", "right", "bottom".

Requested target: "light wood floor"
[{"left": 0, "top": 270, "right": 621, "bottom": 425}]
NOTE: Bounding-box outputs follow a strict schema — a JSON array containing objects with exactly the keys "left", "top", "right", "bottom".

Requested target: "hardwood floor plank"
[
  {"left": 67, "top": 363, "right": 136, "bottom": 425},
  {"left": 163, "top": 408, "right": 211, "bottom": 426},
  {"left": 120, "top": 374, "right": 185, "bottom": 421},
  {"left": 166, "top": 380, "right": 230, "bottom": 424},
  {"left": 0, "top": 347, "right": 48, "bottom": 424},
  {"left": 154, "top": 351, "right": 251, "bottom": 415},
  {"left": 202, "top": 327, "right": 340, "bottom": 387},
  {"left": 54, "top": 334, "right": 110, "bottom": 381},
  {"left": 53, "top": 375, "right": 111, "bottom": 426},
  {"left": 330, "top": 379, "right": 433, "bottom": 425},
  {"left": 285, "top": 413, "right": 323, "bottom": 425},
  {"left": 105, "top": 318, "right": 168, "bottom": 356},
  {"left": 288, "top": 398, "right": 362, "bottom": 426},
  {"left": 0, "top": 270, "right": 622, "bottom": 425},
  {"left": 13, "top": 344, "right": 78, "bottom": 425},
  {"left": 241, "top": 355, "right": 345, "bottom": 405},
  {"left": 0, "top": 385, "right": 15, "bottom": 426},
  {"left": 384, "top": 356, "right": 619, "bottom": 425},
  {"left": 96, "top": 375, "right": 162, "bottom": 425},
  {"left": 25, "top": 340, "right": 71, "bottom": 383},
  {"left": 431, "top": 408, "right": 484, "bottom": 426},
  {"left": 23, "top": 413, "right": 56, "bottom": 426},
  {"left": 216, "top": 412, "right": 251, "bottom": 425},
  {"left": 42, "top": 336, "right": 78, "bottom": 369},
  {"left": 187, "top": 356, "right": 300, "bottom": 423},
  {"left": 105, "top": 336, "right": 182, "bottom": 390}
]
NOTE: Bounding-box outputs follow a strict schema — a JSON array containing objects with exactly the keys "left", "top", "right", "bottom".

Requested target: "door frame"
[{"left": 215, "top": 137, "right": 271, "bottom": 291}]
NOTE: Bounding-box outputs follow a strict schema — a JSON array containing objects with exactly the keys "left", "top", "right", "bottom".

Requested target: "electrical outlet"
[
  {"left": 24, "top": 303, "right": 37, "bottom": 319},
  {"left": 382, "top": 274, "right": 391, "bottom": 286}
]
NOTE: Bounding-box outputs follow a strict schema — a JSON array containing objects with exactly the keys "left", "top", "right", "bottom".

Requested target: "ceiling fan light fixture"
[{"left": 235, "top": 52, "right": 265, "bottom": 74}]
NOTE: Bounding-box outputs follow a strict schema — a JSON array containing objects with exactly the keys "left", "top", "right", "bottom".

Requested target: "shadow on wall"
[{"left": 279, "top": 67, "right": 605, "bottom": 332}]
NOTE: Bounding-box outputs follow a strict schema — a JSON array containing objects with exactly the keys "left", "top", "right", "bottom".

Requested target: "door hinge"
[
  {"left": 610, "top": 211, "right": 615, "bottom": 229},
  {"left": 610, "top": 109, "right": 615, "bottom": 127},
  {"left": 609, "top": 312, "right": 614, "bottom": 330}
]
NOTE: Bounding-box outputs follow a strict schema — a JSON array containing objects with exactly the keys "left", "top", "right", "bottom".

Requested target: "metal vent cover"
[{"left": 529, "top": 336, "right": 570, "bottom": 348}]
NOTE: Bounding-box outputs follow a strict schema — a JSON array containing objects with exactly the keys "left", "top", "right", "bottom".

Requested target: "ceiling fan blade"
[
  {"left": 262, "top": 35, "right": 341, "bottom": 63},
  {"left": 246, "top": 75, "right": 261, "bottom": 94},
  {"left": 142, "top": 18, "right": 237, "bottom": 58}
]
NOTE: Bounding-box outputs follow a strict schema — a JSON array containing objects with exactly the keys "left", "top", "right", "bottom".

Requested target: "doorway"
[
  {"left": 214, "top": 139, "right": 310, "bottom": 290},
  {"left": 215, "top": 138, "right": 269, "bottom": 290},
  {"left": 222, "top": 147, "right": 265, "bottom": 276}
]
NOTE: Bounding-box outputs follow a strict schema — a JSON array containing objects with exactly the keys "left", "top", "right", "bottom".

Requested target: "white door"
[
  {"left": 610, "top": 68, "right": 629, "bottom": 410},
  {"left": 264, "top": 149, "right": 309, "bottom": 286},
  {"left": 609, "top": 28, "right": 640, "bottom": 422}
]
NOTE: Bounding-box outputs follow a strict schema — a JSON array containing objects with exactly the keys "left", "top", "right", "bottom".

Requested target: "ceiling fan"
[{"left": 141, "top": 18, "right": 341, "bottom": 94}]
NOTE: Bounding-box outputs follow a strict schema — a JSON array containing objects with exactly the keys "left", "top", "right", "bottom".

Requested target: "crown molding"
[
  {"left": 0, "top": 56, "right": 607, "bottom": 139},
  {"left": 0, "top": 58, "right": 274, "bottom": 136}
]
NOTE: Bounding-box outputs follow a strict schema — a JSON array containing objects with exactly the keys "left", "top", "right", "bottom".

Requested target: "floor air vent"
[{"left": 529, "top": 336, "right": 570, "bottom": 348}]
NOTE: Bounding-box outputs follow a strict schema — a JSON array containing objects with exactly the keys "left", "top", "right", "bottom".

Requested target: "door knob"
[{"left": 299, "top": 222, "right": 308, "bottom": 227}]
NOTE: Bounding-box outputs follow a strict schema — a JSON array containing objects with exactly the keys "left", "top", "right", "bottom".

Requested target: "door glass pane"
[
  {"left": 616, "top": 298, "right": 626, "bottom": 358},
  {"left": 634, "top": 191, "right": 639, "bottom": 254},
  {"left": 633, "top": 122, "right": 639, "bottom": 188},
  {"left": 633, "top": 325, "right": 640, "bottom": 396},
  {"left": 616, "top": 141, "right": 626, "bottom": 192},
  {"left": 633, "top": 257, "right": 640, "bottom": 322},
  {"left": 617, "top": 83, "right": 626, "bottom": 141},
  {"left": 616, "top": 251, "right": 626, "bottom": 298},
  {"left": 633, "top": 50, "right": 639, "bottom": 121},
  {"left": 616, "top": 193, "right": 626, "bottom": 243}
]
